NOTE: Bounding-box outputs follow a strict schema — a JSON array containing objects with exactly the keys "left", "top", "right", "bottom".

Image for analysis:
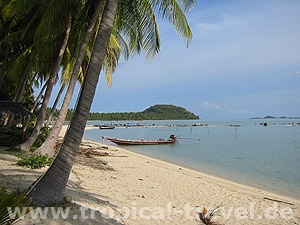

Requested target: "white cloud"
[
  {"left": 193, "top": 12, "right": 248, "bottom": 38},
  {"left": 194, "top": 23, "right": 219, "bottom": 36},
  {"left": 234, "top": 109, "right": 254, "bottom": 114},
  {"left": 202, "top": 101, "right": 221, "bottom": 111},
  {"left": 90, "top": 0, "right": 300, "bottom": 119},
  {"left": 220, "top": 13, "right": 247, "bottom": 27}
]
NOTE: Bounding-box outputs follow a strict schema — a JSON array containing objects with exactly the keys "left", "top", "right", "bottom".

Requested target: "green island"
[{"left": 87, "top": 104, "right": 199, "bottom": 121}]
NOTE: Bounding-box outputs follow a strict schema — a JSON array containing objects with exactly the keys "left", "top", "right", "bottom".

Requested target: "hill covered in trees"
[{"left": 88, "top": 104, "right": 199, "bottom": 120}]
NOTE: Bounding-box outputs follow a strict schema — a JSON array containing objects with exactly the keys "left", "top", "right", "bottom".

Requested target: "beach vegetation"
[
  {"left": 0, "top": 187, "right": 31, "bottom": 225},
  {"left": 31, "top": 127, "right": 51, "bottom": 150},
  {"left": 0, "top": 126, "right": 50, "bottom": 149},
  {"left": 15, "top": 151, "right": 53, "bottom": 169},
  {"left": 1, "top": 0, "right": 196, "bottom": 206}
]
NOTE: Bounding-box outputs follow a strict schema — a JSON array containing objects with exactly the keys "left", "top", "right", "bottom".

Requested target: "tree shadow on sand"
[{"left": 0, "top": 152, "right": 126, "bottom": 224}]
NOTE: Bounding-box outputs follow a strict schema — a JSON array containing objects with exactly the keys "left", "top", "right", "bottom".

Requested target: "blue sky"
[{"left": 51, "top": 0, "right": 300, "bottom": 120}]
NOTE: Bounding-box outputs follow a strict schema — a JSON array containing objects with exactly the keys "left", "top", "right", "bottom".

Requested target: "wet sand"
[{"left": 0, "top": 125, "right": 299, "bottom": 224}]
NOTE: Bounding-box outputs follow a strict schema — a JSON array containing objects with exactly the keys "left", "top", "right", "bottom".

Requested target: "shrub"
[
  {"left": 0, "top": 127, "right": 23, "bottom": 147},
  {"left": 0, "top": 187, "right": 30, "bottom": 225},
  {"left": 16, "top": 152, "right": 53, "bottom": 169},
  {"left": 32, "top": 127, "right": 51, "bottom": 149}
]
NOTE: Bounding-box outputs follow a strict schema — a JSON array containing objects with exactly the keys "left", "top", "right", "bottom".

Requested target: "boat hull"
[
  {"left": 103, "top": 136, "right": 176, "bottom": 145},
  {"left": 99, "top": 125, "right": 115, "bottom": 129}
]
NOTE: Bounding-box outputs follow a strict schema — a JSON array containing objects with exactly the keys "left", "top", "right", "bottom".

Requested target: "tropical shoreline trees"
[{"left": 1, "top": 0, "right": 196, "bottom": 206}]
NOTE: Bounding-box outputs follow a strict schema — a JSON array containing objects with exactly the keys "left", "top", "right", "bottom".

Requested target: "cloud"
[
  {"left": 234, "top": 109, "right": 254, "bottom": 114},
  {"left": 194, "top": 23, "right": 219, "bottom": 36},
  {"left": 220, "top": 13, "right": 247, "bottom": 27},
  {"left": 87, "top": 0, "right": 300, "bottom": 119},
  {"left": 202, "top": 101, "right": 221, "bottom": 111},
  {"left": 193, "top": 12, "right": 248, "bottom": 38}
]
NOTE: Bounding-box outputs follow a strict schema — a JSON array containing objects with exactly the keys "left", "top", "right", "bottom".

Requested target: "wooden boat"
[
  {"left": 99, "top": 125, "right": 115, "bottom": 129},
  {"left": 102, "top": 135, "right": 177, "bottom": 145}
]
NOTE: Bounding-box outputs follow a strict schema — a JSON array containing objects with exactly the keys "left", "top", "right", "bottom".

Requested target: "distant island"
[
  {"left": 88, "top": 104, "right": 200, "bottom": 121},
  {"left": 250, "top": 115, "right": 300, "bottom": 119}
]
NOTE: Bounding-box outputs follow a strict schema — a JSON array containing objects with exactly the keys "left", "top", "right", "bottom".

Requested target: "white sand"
[{"left": 0, "top": 125, "right": 299, "bottom": 224}]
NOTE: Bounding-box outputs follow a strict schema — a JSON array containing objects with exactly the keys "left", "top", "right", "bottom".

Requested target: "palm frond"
[{"left": 152, "top": 0, "right": 193, "bottom": 46}]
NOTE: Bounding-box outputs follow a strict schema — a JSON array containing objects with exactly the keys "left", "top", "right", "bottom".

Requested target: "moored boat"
[
  {"left": 99, "top": 125, "right": 115, "bottom": 129},
  {"left": 102, "top": 135, "right": 177, "bottom": 145}
]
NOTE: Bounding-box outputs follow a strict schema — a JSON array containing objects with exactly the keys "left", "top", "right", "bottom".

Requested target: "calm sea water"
[{"left": 83, "top": 119, "right": 300, "bottom": 199}]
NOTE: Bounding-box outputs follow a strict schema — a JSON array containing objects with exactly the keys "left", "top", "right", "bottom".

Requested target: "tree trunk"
[
  {"left": 6, "top": 68, "right": 31, "bottom": 128},
  {"left": 23, "top": 80, "right": 48, "bottom": 132},
  {"left": 27, "top": 0, "right": 119, "bottom": 206},
  {"left": 16, "top": 68, "right": 31, "bottom": 103},
  {"left": 17, "top": 16, "right": 72, "bottom": 151},
  {"left": 24, "top": 73, "right": 38, "bottom": 98},
  {"left": 37, "top": 0, "right": 105, "bottom": 157},
  {"left": 0, "top": 43, "right": 10, "bottom": 93},
  {"left": 45, "top": 83, "right": 66, "bottom": 127}
]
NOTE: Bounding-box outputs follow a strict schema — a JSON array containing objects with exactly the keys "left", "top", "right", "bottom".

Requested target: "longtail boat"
[
  {"left": 99, "top": 125, "right": 115, "bottom": 129},
  {"left": 102, "top": 135, "right": 177, "bottom": 145}
]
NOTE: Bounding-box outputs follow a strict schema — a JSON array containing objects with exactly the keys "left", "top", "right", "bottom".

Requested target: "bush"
[
  {"left": 16, "top": 152, "right": 53, "bottom": 169},
  {"left": 0, "top": 127, "right": 23, "bottom": 147},
  {"left": 0, "top": 125, "right": 51, "bottom": 149},
  {"left": 32, "top": 127, "right": 51, "bottom": 149},
  {"left": 0, "top": 187, "right": 31, "bottom": 225}
]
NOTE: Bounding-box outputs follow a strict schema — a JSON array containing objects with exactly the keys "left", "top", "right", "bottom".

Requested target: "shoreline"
[
  {"left": 75, "top": 138, "right": 300, "bottom": 224},
  {"left": 108, "top": 144, "right": 300, "bottom": 201},
  {"left": 75, "top": 126, "right": 300, "bottom": 224},
  {"left": 75, "top": 139, "right": 300, "bottom": 224},
  {"left": 84, "top": 125, "right": 299, "bottom": 201},
  {"left": 85, "top": 136, "right": 300, "bottom": 205},
  {"left": 0, "top": 125, "right": 299, "bottom": 224}
]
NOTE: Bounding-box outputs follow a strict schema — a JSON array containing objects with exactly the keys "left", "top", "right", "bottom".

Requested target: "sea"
[{"left": 83, "top": 119, "right": 300, "bottom": 200}]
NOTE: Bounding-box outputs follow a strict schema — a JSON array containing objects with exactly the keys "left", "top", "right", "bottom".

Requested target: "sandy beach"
[{"left": 0, "top": 125, "right": 299, "bottom": 224}]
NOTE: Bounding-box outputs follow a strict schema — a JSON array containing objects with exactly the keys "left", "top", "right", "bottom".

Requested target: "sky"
[{"left": 50, "top": 0, "right": 300, "bottom": 120}]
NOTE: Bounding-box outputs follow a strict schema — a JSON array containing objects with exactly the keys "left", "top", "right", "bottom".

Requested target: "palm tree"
[
  {"left": 37, "top": 0, "right": 106, "bottom": 157},
  {"left": 37, "top": 0, "right": 160, "bottom": 157},
  {"left": 17, "top": 16, "right": 72, "bottom": 151},
  {"left": 27, "top": 0, "right": 195, "bottom": 206},
  {"left": 27, "top": 0, "right": 120, "bottom": 206},
  {"left": 44, "top": 82, "right": 66, "bottom": 127},
  {"left": 23, "top": 80, "right": 49, "bottom": 132},
  {"left": 0, "top": 0, "right": 74, "bottom": 133}
]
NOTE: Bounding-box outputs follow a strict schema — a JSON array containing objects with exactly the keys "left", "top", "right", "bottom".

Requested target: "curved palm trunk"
[
  {"left": 6, "top": 68, "right": 31, "bottom": 128},
  {"left": 0, "top": 44, "right": 10, "bottom": 92},
  {"left": 27, "top": 0, "right": 119, "bottom": 206},
  {"left": 18, "top": 16, "right": 72, "bottom": 151},
  {"left": 23, "top": 80, "right": 48, "bottom": 132},
  {"left": 38, "top": 0, "right": 105, "bottom": 157},
  {"left": 45, "top": 82, "right": 66, "bottom": 127},
  {"left": 24, "top": 73, "right": 38, "bottom": 98}
]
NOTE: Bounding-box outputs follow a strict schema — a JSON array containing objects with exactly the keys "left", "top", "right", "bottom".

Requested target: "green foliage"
[
  {"left": 46, "top": 105, "right": 199, "bottom": 121},
  {"left": 45, "top": 107, "right": 60, "bottom": 122},
  {"left": 45, "top": 107, "right": 74, "bottom": 121},
  {"left": 0, "top": 121, "right": 50, "bottom": 149},
  {"left": 32, "top": 127, "right": 51, "bottom": 149},
  {"left": 0, "top": 187, "right": 30, "bottom": 225},
  {"left": 16, "top": 152, "right": 53, "bottom": 169},
  {"left": 0, "top": 127, "right": 23, "bottom": 147},
  {"left": 87, "top": 104, "right": 200, "bottom": 121}
]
